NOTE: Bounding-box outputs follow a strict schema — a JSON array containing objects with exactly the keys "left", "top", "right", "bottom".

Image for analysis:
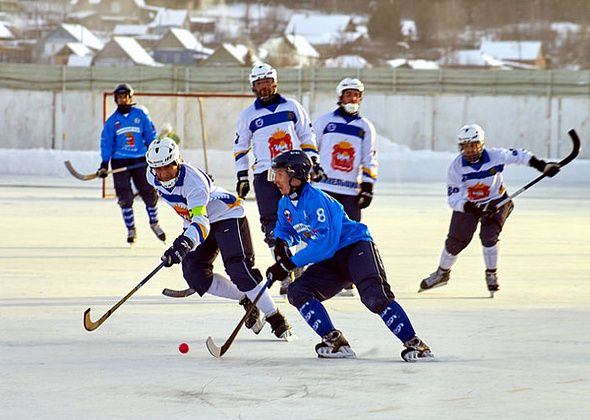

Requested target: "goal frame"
[{"left": 100, "top": 91, "right": 253, "bottom": 198}]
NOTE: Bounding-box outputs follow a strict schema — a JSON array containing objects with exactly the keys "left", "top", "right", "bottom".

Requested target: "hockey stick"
[
  {"left": 162, "top": 287, "right": 196, "bottom": 298},
  {"left": 64, "top": 160, "right": 147, "bottom": 181},
  {"left": 83, "top": 261, "right": 166, "bottom": 331},
  {"left": 205, "top": 278, "right": 271, "bottom": 358},
  {"left": 495, "top": 129, "right": 581, "bottom": 208}
]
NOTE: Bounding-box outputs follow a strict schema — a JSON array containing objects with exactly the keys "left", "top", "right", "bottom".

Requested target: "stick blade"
[
  {"left": 83, "top": 308, "right": 98, "bottom": 331},
  {"left": 162, "top": 287, "right": 196, "bottom": 298},
  {"left": 64, "top": 160, "right": 97, "bottom": 181},
  {"left": 205, "top": 336, "right": 223, "bottom": 358}
]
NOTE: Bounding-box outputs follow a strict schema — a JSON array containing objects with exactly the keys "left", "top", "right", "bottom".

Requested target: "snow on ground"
[{"left": 0, "top": 150, "right": 589, "bottom": 419}]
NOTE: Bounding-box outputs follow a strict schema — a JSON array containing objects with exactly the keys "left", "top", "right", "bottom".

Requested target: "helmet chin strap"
[{"left": 287, "top": 178, "right": 305, "bottom": 199}]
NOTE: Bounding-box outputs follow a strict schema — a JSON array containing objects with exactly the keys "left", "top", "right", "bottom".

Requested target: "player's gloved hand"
[
  {"left": 310, "top": 156, "right": 327, "bottom": 182},
  {"left": 266, "top": 258, "right": 296, "bottom": 286},
  {"left": 236, "top": 170, "right": 250, "bottom": 198},
  {"left": 463, "top": 201, "right": 483, "bottom": 218},
  {"left": 273, "top": 238, "right": 292, "bottom": 263},
  {"left": 529, "top": 156, "right": 560, "bottom": 177},
  {"left": 482, "top": 202, "right": 499, "bottom": 218},
  {"left": 161, "top": 235, "right": 193, "bottom": 267},
  {"left": 357, "top": 182, "right": 374, "bottom": 209},
  {"left": 96, "top": 161, "right": 109, "bottom": 178}
]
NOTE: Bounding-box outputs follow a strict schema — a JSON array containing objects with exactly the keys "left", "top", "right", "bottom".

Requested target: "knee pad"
[
  {"left": 359, "top": 293, "right": 390, "bottom": 314},
  {"left": 287, "top": 280, "right": 313, "bottom": 308},
  {"left": 445, "top": 235, "right": 470, "bottom": 256}
]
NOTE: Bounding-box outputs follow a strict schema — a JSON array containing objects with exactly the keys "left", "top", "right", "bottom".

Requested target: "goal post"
[{"left": 101, "top": 91, "right": 254, "bottom": 198}]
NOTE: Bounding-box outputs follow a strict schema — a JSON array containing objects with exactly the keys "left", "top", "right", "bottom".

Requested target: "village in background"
[{"left": 0, "top": 0, "right": 589, "bottom": 70}]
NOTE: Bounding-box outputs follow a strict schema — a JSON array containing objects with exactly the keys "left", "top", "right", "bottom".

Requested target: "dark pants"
[
  {"left": 445, "top": 198, "right": 514, "bottom": 255},
  {"left": 181, "top": 217, "right": 263, "bottom": 296},
  {"left": 253, "top": 171, "right": 283, "bottom": 247},
  {"left": 288, "top": 240, "right": 395, "bottom": 314},
  {"left": 111, "top": 157, "right": 157, "bottom": 208},
  {"left": 323, "top": 191, "right": 361, "bottom": 221}
]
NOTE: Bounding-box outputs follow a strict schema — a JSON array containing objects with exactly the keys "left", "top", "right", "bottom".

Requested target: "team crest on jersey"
[
  {"left": 467, "top": 182, "right": 491, "bottom": 201},
  {"left": 327, "top": 123, "right": 336, "bottom": 132},
  {"left": 255, "top": 118, "right": 263, "bottom": 128},
  {"left": 173, "top": 204, "right": 191, "bottom": 221},
  {"left": 268, "top": 129, "right": 293, "bottom": 158},
  {"left": 283, "top": 209, "right": 293, "bottom": 224},
  {"left": 115, "top": 121, "right": 121, "bottom": 129},
  {"left": 331, "top": 141, "right": 355, "bottom": 172},
  {"left": 125, "top": 132, "right": 135, "bottom": 147},
  {"left": 134, "top": 117, "right": 140, "bottom": 124}
]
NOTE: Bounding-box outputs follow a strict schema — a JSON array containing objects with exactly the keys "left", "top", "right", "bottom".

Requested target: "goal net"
[{"left": 101, "top": 91, "right": 254, "bottom": 198}]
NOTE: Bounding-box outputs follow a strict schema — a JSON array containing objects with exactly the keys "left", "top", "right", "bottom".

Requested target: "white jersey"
[
  {"left": 146, "top": 162, "right": 244, "bottom": 248},
  {"left": 447, "top": 147, "right": 533, "bottom": 212},
  {"left": 312, "top": 108, "right": 377, "bottom": 196},
  {"left": 233, "top": 94, "right": 319, "bottom": 174}
]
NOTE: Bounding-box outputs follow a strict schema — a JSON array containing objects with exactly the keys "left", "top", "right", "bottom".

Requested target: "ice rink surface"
[{"left": 1, "top": 175, "right": 589, "bottom": 419}]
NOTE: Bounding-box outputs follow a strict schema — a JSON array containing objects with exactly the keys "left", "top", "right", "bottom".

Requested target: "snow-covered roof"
[
  {"left": 112, "top": 36, "right": 160, "bottom": 66},
  {"left": 68, "top": 55, "right": 93, "bottom": 66},
  {"left": 439, "top": 49, "right": 490, "bottom": 67},
  {"left": 387, "top": 58, "right": 439, "bottom": 70},
  {"left": 168, "top": 28, "right": 200, "bottom": 50},
  {"left": 480, "top": 40, "right": 542, "bottom": 61},
  {"left": 65, "top": 42, "right": 92, "bottom": 57},
  {"left": 222, "top": 43, "right": 249, "bottom": 64},
  {"left": 285, "top": 34, "right": 319, "bottom": 58},
  {"left": 285, "top": 13, "right": 361, "bottom": 45},
  {"left": 60, "top": 23, "right": 103, "bottom": 50},
  {"left": 113, "top": 25, "right": 148, "bottom": 36},
  {"left": 324, "top": 55, "right": 370, "bottom": 69},
  {"left": 70, "top": 0, "right": 146, "bottom": 6},
  {"left": 0, "top": 22, "right": 13, "bottom": 39},
  {"left": 149, "top": 8, "right": 188, "bottom": 28}
]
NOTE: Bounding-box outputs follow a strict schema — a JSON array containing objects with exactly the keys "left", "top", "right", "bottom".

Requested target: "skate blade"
[
  {"left": 250, "top": 318, "right": 266, "bottom": 335},
  {"left": 402, "top": 349, "right": 435, "bottom": 362},
  {"left": 418, "top": 281, "right": 448, "bottom": 293},
  {"left": 317, "top": 346, "right": 357, "bottom": 359},
  {"left": 280, "top": 330, "right": 297, "bottom": 342}
]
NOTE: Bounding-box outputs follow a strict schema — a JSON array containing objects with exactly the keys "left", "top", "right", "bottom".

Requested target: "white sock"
[
  {"left": 206, "top": 273, "right": 244, "bottom": 301},
  {"left": 482, "top": 245, "right": 498, "bottom": 270},
  {"left": 439, "top": 247, "right": 458, "bottom": 271},
  {"left": 245, "top": 282, "right": 277, "bottom": 316}
]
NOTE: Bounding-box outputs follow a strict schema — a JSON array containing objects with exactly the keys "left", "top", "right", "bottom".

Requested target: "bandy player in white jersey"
[
  {"left": 145, "top": 137, "right": 293, "bottom": 340},
  {"left": 233, "top": 63, "right": 326, "bottom": 250},
  {"left": 419, "top": 124, "right": 560, "bottom": 296},
  {"left": 313, "top": 77, "right": 377, "bottom": 222}
]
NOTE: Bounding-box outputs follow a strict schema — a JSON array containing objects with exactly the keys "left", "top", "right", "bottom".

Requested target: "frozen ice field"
[{"left": 1, "top": 175, "right": 589, "bottom": 419}]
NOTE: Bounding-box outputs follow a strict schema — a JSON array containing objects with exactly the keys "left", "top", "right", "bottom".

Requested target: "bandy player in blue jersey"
[
  {"left": 145, "top": 138, "right": 293, "bottom": 340},
  {"left": 419, "top": 124, "right": 560, "bottom": 296},
  {"left": 232, "top": 63, "right": 327, "bottom": 293},
  {"left": 265, "top": 150, "right": 433, "bottom": 361},
  {"left": 97, "top": 83, "right": 165, "bottom": 244}
]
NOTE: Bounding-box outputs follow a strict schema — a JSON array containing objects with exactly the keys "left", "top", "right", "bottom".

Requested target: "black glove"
[
  {"left": 273, "top": 238, "right": 292, "bottom": 263},
  {"left": 481, "top": 202, "right": 499, "bottom": 218},
  {"left": 310, "top": 156, "right": 327, "bottom": 182},
  {"left": 236, "top": 170, "right": 250, "bottom": 198},
  {"left": 529, "top": 156, "right": 560, "bottom": 178},
  {"left": 266, "top": 258, "right": 296, "bottom": 286},
  {"left": 161, "top": 235, "right": 193, "bottom": 267},
  {"left": 96, "top": 161, "right": 109, "bottom": 178},
  {"left": 357, "top": 182, "right": 374, "bottom": 209},
  {"left": 463, "top": 201, "right": 483, "bottom": 218}
]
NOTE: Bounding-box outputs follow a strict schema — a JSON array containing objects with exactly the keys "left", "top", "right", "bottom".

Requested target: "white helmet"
[
  {"left": 457, "top": 124, "right": 485, "bottom": 145},
  {"left": 146, "top": 138, "right": 181, "bottom": 187},
  {"left": 249, "top": 63, "right": 277, "bottom": 87},
  {"left": 336, "top": 77, "right": 365, "bottom": 98}
]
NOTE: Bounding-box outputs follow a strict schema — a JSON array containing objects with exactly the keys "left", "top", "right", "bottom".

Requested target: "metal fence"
[{"left": 1, "top": 63, "right": 590, "bottom": 97}]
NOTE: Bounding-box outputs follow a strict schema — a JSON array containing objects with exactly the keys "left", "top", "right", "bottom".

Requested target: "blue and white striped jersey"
[
  {"left": 313, "top": 108, "right": 378, "bottom": 196},
  {"left": 447, "top": 147, "right": 533, "bottom": 212},
  {"left": 233, "top": 95, "right": 319, "bottom": 174},
  {"left": 146, "top": 162, "right": 244, "bottom": 248}
]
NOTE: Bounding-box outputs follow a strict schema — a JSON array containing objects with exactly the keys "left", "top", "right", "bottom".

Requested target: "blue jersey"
[
  {"left": 100, "top": 107, "right": 157, "bottom": 162},
  {"left": 274, "top": 183, "right": 372, "bottom": 267}
]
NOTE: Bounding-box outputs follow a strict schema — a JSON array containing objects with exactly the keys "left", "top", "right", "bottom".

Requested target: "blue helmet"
[{"left": 271, "top": 150, "right": 312, "bottom": 181}]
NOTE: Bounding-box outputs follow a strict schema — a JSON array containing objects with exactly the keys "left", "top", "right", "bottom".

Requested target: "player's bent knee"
[
  {"left": 360, "top": 294, "right": 390, "bottom": 314},
  {"left": 287, "top": 281, "right": 311, "bottom": 308},
  {"left": 445, "top": 236, "right": 469, "bottom": 255}
]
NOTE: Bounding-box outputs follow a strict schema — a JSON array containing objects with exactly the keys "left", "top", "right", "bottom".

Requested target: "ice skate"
[
  {"left": 418, "top": 268, "right": 450, "bottom": 293},
  {"left": 315, "top": 330, "right": 356, "bottom": 359},
  {"left": 401, "top": 336, "right": 434, "bottom": 362},
  {"left": 150, "top": 223, "right": 166, "bottom": 242},
  {"left": 485, "top": 269, "right": 499, "bottom": 298},
  {"left": 239, "top": 296, "right": 265, "bottom": 335},
  {"left": 266, "top": 310, "right": 294, "bottom": 341},
  {"left": 127, "top": 227, "right": 137, "bottom": 244},
  {"left": 279, "top": 274, "right": 293, "bottom": 296}
]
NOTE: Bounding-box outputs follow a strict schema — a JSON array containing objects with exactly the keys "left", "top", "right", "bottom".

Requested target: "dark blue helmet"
[
  {"left": 113, "top": 83, "right": 134, "bottom": 96},
  {"left": 271, "top": 150, "right": 312, "bottom": 181}
]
